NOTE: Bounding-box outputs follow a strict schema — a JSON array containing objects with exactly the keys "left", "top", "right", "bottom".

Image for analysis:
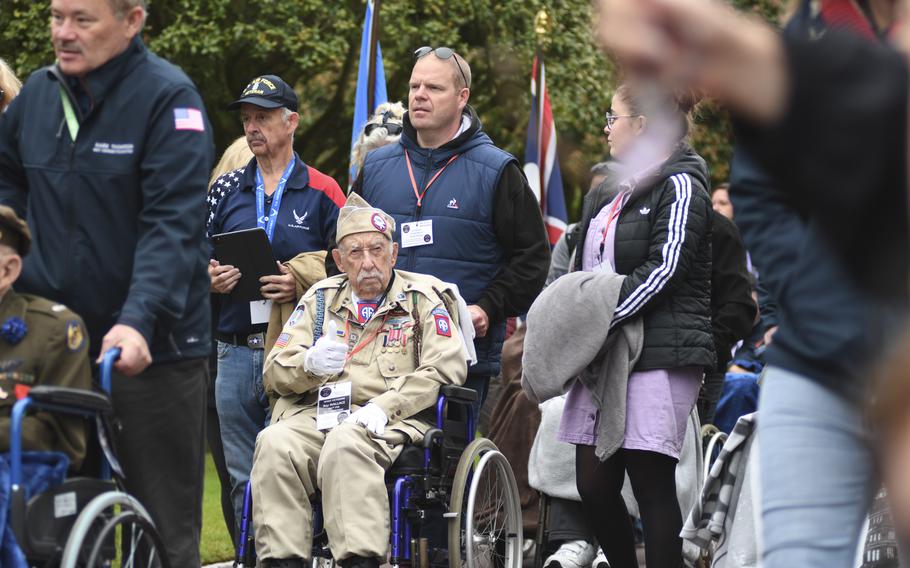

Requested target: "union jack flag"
[{"left": 523, "top": 55, "right": 567, "bottom": 246}]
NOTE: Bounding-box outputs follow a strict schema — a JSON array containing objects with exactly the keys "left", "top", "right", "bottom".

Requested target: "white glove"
[
  {"left": 304, "top": 320, "right": 347, "bottom": 376},
  {"left": 345, "top": 402, "right": 388, "bottom": 436}
]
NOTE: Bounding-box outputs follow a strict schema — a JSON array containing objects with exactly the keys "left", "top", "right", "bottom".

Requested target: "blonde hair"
[
  {"left": 350, "top": 101, "right": 406, "bottom": 182},
  {"left": 0, "top": 58, "right": 21, "bottom": 112},
  {"left": 209, "top": 136, "right": 254, "bottom": 189}
]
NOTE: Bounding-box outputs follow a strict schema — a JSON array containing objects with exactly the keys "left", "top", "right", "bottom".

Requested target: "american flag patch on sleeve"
[{"left": 174, "top": 108, "right": 205, "bottom": 131}]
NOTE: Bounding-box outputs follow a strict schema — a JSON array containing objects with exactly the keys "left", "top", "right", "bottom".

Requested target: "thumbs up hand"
[{"left": 304, "top": 320, "right": 348, "bottom": 377}]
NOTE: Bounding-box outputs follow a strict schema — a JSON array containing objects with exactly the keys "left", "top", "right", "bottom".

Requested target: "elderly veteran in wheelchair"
[
  {"left": 251, "top": 194, "right": 468, "bottom": 568},
  {"left": 0, "top": 206, "right": 91, "bottom": 469}
]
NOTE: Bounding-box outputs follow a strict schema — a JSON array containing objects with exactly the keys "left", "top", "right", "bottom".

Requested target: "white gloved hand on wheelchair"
[
  {"left": 304, "top": 320, "right": 348, "bottom": 377},
  {"left": 345, "top": 402, "right": 388, "bottom": 436}
]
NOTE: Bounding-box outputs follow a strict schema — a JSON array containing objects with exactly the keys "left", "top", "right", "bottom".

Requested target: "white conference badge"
[
  {"left": 401, "top": 220, "right": 434, "bottom": 248},
  {"left": 250, "top": 300, "right": 273, "bottom": 325},
  {"left": 316, "top": 381, "right": 353, "bottom": 431}
]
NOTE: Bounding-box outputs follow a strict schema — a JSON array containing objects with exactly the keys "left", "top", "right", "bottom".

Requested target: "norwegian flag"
[
  {"left": 523, "top": 55, "right": 568, "bottom": 246},
  {"left": 173, "top": 108, "right": 205, "bottom": 132}
]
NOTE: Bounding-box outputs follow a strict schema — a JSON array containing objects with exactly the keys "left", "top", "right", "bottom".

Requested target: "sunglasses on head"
[
  {"left": 363, "top": 110, "right": 403, "bottom": 137},
  {"left": 414, "top": 46, "right": 470, "bottom": 89}
]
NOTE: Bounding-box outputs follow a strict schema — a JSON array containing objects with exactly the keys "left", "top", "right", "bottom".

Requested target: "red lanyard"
[
  {"left": 344, "top": 312, "right": 391, "bottom": 362},
  {"left": 405, "top": 151, "right": 459, "bottom": 207}
]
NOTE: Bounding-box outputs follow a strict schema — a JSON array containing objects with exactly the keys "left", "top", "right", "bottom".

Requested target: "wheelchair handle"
[{"left": 100, "top": 347, "right": 121, "bottom": 394}]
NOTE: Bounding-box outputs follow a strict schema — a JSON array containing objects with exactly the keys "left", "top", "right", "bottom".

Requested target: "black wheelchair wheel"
[
  {"left": 60, "top": 490, "right": 170, "bottom": 568},
  {"left": 84, "top": 509, "right": 167, "bottom": 568},
  {"left": 447, "top": 438, "right": 522, "bottom": 568}
]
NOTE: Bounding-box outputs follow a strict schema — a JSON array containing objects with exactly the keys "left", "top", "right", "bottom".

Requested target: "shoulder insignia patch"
[
  {"left": 431, "top": 306, "right": 450, "bottom": 318},
  {"left": 433, "top": 313, "right": 452, "bottom": 337},
  {"left": 287, "top": 305, "right": 305, "bottom": 327},
  {"left": 274, "top": 333, "right": 290, "bottom": 349},
  {"left": 66, "top": 320, "right": 85, "bottom": 352}
]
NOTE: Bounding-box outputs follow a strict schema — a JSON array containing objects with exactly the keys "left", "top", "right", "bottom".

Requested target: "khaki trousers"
[{"left": 250, "top": 407, "right": 411, "bottom": 561}]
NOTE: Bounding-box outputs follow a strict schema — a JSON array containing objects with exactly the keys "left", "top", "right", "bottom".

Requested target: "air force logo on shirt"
[{"left": 289, "top": 209, "right": 310, "bottom": 230}]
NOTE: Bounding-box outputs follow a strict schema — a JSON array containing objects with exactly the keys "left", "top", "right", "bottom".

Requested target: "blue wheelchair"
[
  {"left": 7, "top": 348, "right": 169, "bottom": 567},
  {"left": 235, "top": 385, "right": 523, "bottom": 568}
]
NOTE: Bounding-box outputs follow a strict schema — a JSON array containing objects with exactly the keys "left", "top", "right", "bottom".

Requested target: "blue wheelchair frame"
[
  {"left": 4, "top": 348, "right": 160, "bottom": 567},
  {"left": 9, "top": 348, "right": 120, "bottom": 490},
  {"left": 236, "top": 386, "right": 477, "bottom": 567}
]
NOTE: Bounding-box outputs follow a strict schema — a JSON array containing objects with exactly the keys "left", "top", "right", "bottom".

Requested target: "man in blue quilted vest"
[{"left": 350, "top": 47, "right": 550, "bottom": 408}]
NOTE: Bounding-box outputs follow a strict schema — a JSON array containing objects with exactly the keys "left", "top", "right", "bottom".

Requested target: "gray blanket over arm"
[{"left": 521, "top": 270, "right": 644, "bottom": 461}]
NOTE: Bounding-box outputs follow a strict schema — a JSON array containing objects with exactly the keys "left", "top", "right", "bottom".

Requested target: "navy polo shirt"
[{"left": 209, "top": 153, "right": 345, "bottom": 335}]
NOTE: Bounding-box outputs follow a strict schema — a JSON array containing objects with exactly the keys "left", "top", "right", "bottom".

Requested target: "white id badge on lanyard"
[
  {"left": 250, "top": 300, "right": 273, "bottom": 325},
  {"left": 316, "top": 381, "right": 353, "bottom": 431},
  {"left": 401, "top": 220, "right": 434, "bottom": 248}
]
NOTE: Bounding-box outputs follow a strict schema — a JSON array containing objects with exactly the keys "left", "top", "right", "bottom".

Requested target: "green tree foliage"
[{"left": 1, "top": 0, "right": 782, "bottom": 220}]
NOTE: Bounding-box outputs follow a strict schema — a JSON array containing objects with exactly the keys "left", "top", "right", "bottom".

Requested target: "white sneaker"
[
  {"left": 544, "top": 540, "right": 597, "bottom": 568},
  {"left": 592, "top": 547, "right": 609, "bottom": 568}
]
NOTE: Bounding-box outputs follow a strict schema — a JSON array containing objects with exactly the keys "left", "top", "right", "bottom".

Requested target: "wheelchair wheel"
[
  {"left": 448, "top": 438, "right": 522, "bottom": 568},
  {"left": 59, "top": 490, "right": 170, "bottom": 568}
]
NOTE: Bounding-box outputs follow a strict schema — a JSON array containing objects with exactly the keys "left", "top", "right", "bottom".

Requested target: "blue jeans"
[
  {"left": 215, "top": 342, "right": 271, "bottom": 536},
  {"left": 759, "top": 366, "right": 877, "bottom": 568}
]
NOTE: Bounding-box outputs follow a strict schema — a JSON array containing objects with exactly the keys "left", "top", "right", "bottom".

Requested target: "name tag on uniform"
[
  {"left": 316, "top": 381, "right": 352, "bottom": 431},
  {"left": 401, "top": 220, "right": 434, "bottom": 248},
  {"left": 250, "top": 300, "right": 273, "bottom": 325}
]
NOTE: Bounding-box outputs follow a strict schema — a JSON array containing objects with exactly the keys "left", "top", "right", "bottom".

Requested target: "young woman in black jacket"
[{"left": 560, "top": 84, "right": 714, "bottom": 568}]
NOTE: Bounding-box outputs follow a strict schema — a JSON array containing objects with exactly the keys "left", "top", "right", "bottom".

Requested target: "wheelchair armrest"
[
  {"left": 440, "top": 385, "right": 477, "bottom": 403},
  {"left": 28, "top": 386, "right": 112, "bottom": 415},
  {"left": 422, "top": 428, "right": 443, "bottom": 449}
]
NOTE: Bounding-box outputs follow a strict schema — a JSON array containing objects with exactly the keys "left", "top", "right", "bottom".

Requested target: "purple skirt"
[{"left": 558, "top": 367, "right": 703, "bottom": 459}]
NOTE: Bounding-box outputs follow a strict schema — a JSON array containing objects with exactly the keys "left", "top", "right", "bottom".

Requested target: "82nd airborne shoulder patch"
[{"left": 433, "top": 308, "right": 452, "bottom": 337}]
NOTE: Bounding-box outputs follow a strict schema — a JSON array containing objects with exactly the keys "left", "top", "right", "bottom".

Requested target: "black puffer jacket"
[{"left": 575, "top": 145, "right": 715, "bottom": 371}]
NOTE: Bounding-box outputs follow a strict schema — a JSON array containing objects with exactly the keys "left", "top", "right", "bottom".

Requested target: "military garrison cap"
[
  {"left": 0, "top": 206, "right": 30, "bottom": 256},
  {"left": 336, "top": 193, "right": 396, "bottom": 244}
]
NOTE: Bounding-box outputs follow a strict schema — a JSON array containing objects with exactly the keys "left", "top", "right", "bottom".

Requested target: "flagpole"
[
  {"left": 366, "top": 0, "right": 382, "bottom": 114},
  {"left": 535, "top": 9, "right": 550, "bottom": 208}
]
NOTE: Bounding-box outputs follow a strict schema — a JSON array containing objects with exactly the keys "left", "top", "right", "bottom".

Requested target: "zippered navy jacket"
[
  {"left": 353, "top": 107, "right": 550, "bottom": 377},
  {"left": 0, "top": 37, "right": 214, "bottom": 363}
]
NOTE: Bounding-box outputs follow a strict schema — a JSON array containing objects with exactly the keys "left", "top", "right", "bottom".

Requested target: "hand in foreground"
[
  {"left": 345, "top": 402, "right": 388, "bottom": 436},
  {"left": 304, "top": 320, "right": 347, "bottom": 376},
  {"left": 260, "top": 262, "right": 296, "bottom": 303},
  {"left": 97, "top": 324, "right": 152, "bottom": 376}
]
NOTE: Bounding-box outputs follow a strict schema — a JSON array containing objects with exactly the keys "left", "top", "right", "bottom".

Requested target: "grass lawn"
[{"left": 202, "top": 452, "right": 235, "bottom": 565}]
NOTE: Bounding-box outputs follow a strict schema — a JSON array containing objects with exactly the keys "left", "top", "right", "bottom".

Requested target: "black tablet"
[{"left": 212, "top": 228, "right": 280, "bottom": 301}]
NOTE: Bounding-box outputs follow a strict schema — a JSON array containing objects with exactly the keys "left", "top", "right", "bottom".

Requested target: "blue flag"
[{"left": 350, "top": 0, "right": 388, "bottom": 184}]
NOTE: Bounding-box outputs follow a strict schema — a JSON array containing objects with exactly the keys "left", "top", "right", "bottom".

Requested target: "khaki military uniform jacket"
[
  {"left": 263, "top": 270, "right": 467, "bottom": 440},
  {"left": 0, "top": 291, "right": 92, "bottom": 469}
]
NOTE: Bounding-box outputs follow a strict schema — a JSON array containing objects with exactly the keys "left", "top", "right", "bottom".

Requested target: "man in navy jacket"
[{"left": 0, "top": 0, "right": 213, "bottom": 564}]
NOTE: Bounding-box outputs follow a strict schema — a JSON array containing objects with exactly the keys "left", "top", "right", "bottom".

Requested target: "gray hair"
[
  {"left": 108, "top": 0, "right": 148, "bottom": 26},
  {"left": 282, "top": 107, "right": 294, "bottom": 123}
]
